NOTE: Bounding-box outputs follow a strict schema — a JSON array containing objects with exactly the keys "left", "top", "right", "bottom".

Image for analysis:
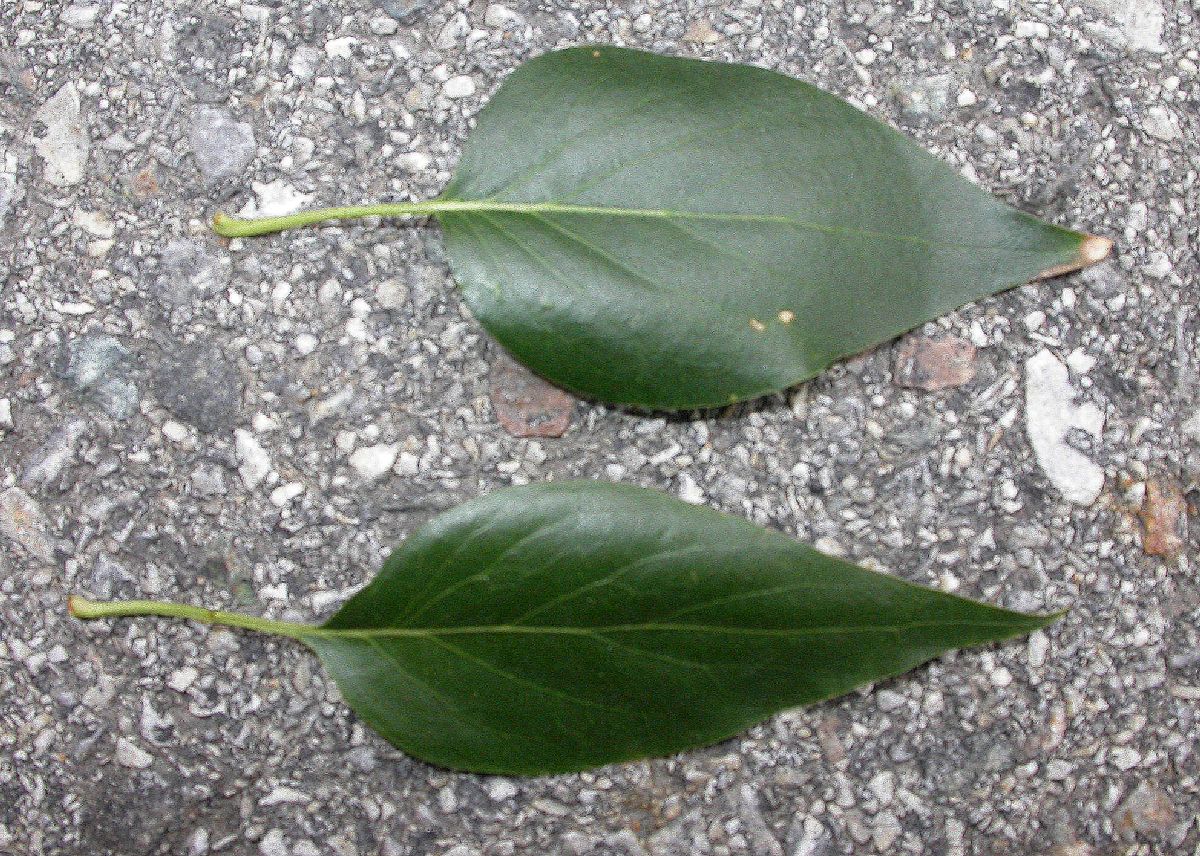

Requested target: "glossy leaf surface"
[
  {"left": 436, "top": 46, "right": 1108, "bottom": 408},
  {"left": 306, "top": 481, "right": 1056, "bottom": 774}
]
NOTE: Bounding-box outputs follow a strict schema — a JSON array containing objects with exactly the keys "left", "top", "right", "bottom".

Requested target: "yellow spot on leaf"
[
  {"left": 749, "top": 318, "right": 766, "bottom": 332},
  {"left": 778, "top": 310, "right": 795, "bottom": 324},
  {"left": 592, "top": 50, "right": 601, "bottom": 58}
]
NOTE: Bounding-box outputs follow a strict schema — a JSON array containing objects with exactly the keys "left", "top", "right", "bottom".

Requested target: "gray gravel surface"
[{"left": 2, "top": 0, "right": 1197, "bottom": 854}]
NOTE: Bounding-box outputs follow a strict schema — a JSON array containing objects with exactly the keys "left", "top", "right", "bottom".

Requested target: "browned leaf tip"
[{"left": 1034, "top": 235, "right": 1114, "bottom": 280}]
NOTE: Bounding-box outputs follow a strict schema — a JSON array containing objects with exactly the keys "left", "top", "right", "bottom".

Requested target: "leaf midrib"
[
  {"left": 311, "top": 617, "right": 1035, "bottom": 640},
  {"left": 433, "top": 199, "right": 1072, "bottom": 254}
]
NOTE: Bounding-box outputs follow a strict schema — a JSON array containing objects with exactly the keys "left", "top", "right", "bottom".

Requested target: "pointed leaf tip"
[{"left": 1035, "top": 234, "right": 1113, "bottom": 280}]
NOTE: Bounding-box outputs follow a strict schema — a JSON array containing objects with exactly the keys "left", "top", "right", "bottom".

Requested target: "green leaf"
[
  {"left": 71, "top": 481, "right": 1061, "bottom": 775},
  {"left": 212, "top": 45, "right": 1110, "bottom": 410}
]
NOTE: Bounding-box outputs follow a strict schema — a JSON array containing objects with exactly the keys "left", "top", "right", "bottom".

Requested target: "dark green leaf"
[
  {"left": 309, "top": 481, "right": 1056, "bottom": 774},
  {"left": 69, "top": 481, "right": 1060, "bottom": 774},
  {"left": 213, "top": 46, "right": 1110, "bottom": 410}
]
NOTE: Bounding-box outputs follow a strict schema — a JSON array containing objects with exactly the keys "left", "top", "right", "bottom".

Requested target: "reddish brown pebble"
[
  {"left": 130, "top": 165, "right": 159, "bottom": 199},
  {"left": 893, "top": 335, "right": 977, "bottom": 391},
  {"left": 489, "top": 353, "right": 575, "bottom": 438},
  {"left": 1141, "top": 478, "right": 1187, "bottom": 559}
]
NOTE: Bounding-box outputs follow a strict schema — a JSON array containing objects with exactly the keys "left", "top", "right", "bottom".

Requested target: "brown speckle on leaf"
[
  {"left": 489, "top": 353, "right": 575, "bottom": 438},
  {"left": 1141, "top": 478, "right": 1186, "bottom": 559},
  {"left": 893, "top": 335, "right": 976, "bottom": 391}
]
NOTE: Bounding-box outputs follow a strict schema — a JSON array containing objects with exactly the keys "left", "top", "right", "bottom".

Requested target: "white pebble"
[
  {"left": 349, "top": 444, "right": 398, "bottom": 481},
  {"left": 162, "top": 421, "right": 188, "bottom": 443},
  {"left": 957, "top": 89, "right": 977, "bottom": 107},
  {"left": 443, "top": 76, "right": 476, "bottom": 99},
  {"left": 168, "top": 666, "right": 199, "bottom": 692},
  {"left": 677, "top": 473, "right": 705, "bottom": 505},
  {"left": 259, "top": 829, "right": 288, "bottom": 856},
  {"left": 234, "top": 429, "right": 272, "bottom": 488},
  {"left": 269, "top": 482, "right": 304, "bottom": 507},
  {"left": 294, "top": 333, "right": 318, "bottom": 355},
  {"left": 396, "top": 152, "right": 431, "bottom": 172},
  {"left": 1014, "top": 20, "right": 1049, "bottom": 38},
  {"left": 115, "top": 737, "right": 153, "bottom": 769},
  {"left": 1110, "top": 747, "right": 1141, "bottom": 771},
  {"left": 1027, "top": 630, "right": 1048, "bottom": 668}
]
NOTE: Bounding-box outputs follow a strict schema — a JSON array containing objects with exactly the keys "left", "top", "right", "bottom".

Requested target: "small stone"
[
  {"left": 1110, "top": 746, "right": 1141, "bottom": 771},
  {"left": 324, "top": 36, "right": 356, "bottom": 59},
  {"left": 1027, "top": 630, "right": 1049, "bottom": 667},
  {"left": 34, "top": 83, "right": 89, "bottom": 187},
  {"left": 240, "top": 180, "right": 312, "bottom": 219},
  {"left": 1024, "top": 350, "right": 1105, "bottom": 505},
  {"left": 260, "top": 786, "right": 308, "bottom": 806},
  {"left": 235, "top": 429, "right": 272, "bottom": 488},
  {"left": 152, "top": 341, "right": 243, "bottom": 433},
  {"left": 1140, "top": 106, "right": 1179, "bottom": 142},
  {"left": 877, "top": 689, "right": 905, "bottom": 712},
  {"left": 683, "top": 20, "right": 721, "bottom": 43},
  {"left": 868, "top": 770, "right": 895, "bottom": 804},
  {"left": 484, "top": 4, "right": 523, "bottom": 28},
  {"left": 188, "top": 106, "right": 256, "bottom": 181},
  {"left": 294, "top": 333, "right": 318, "bottom": 355},
  {"left": 486, "top": 779, "right": 518, "bottom": 801},
  {"left": 678, "top": 473, "right": 704, "bottom": 505},
  {"left": 269, "top": 482, "right": 304, "bottom": 507},
  {"left": 396, "top": 152, "right": 431, "bottom": 172},
  {"left": 190, "top": 464, "right": 227, "bottom": 497},
  {"left": 61, "top": 335, "right": 139, "bottom": 420},
  {"left": 73, "top": 210, "right": 115, "bottom": 238},
  {"left": 1014, "top": 20, "right": 1050, "bottom": 38},
  {"left": 369, "top": 15, "right": 399, "bottom": 35},
  {"left": 378, "top": 0, "right": 431, "bottom": 24},
  {"left": 893, "top": 335, "right": 976, "bottom": 391},
  {"left": 186, "top": 828, "right": 209, "bottom": 856},
  {"left": 375, "top": 278, "right": 409, "bottom": 310},
  {"left": 893, "top": 75, "right": 952, "bottom": 117},
  {"left": 1083, "top": 0, "right": 1165, "bottom": 53},
  {"left": 0, "top": 398, "right": 11, "bottom": 429},
  {"left": 489, "top": 353, "right": 575, "bottom": 438},
  {"left": 167, "top": 666, "right": 199, "bottom": 692},
  {"left": 0, "top": 487, "right": 55, "bottom": 563},
  {"left": 443, "top": 76, "right": 476, "bottom": 99},
  {"left": 162, "top": 421, "right": 189, "bottom": 443},
  {"left": 258, "top": 829, "right": 288, "bottom": 856},
  {"left": 1115, "top": 782, "right": 1176, "bottom": 837},
  {"left": 1046, "top": 759, "right": 1074, "bottom": 780},
  {"left": 871, "top": 812, "right": 902, "bottom": 851},
  {"left": 349, "top": 443, "right": 399, "bottom": 481},
  {"left": 1140, "top": 478, "right": 1186, "bottom": 559},
  {"left": 155, "top": 239, "right": 230, "bottom": 306},
  {"left": 22, "top": 419, "right": 87, "bottom": 488},
  {"left": 957, "top": 89, "right": 978, "bottom": 107},
  {"left": 115, "top": 737, "right": 153, "bottom": 769},
  {"left": 60, "top": 4, "right": 100, "bottom": 27},
  {"left": 855, "top": 48, "right": 877, "bottom": 66}
]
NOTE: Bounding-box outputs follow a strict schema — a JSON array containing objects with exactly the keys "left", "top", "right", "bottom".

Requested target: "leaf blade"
[
  {"left": 439, "top": 46, "right": 1104, "bottom": 409},
  {"left": 311, "top": 481, "right": 1057, "bottom": 774}
]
